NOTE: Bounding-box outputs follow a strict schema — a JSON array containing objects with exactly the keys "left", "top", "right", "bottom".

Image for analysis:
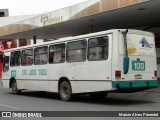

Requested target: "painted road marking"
[{"left": 0, "top": 104, "right": 20, "bottom": 110}]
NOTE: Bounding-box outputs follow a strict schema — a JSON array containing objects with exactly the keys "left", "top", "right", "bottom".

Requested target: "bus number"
[{"left": 132, "top": 61, "right": 145, "bottom": 71}]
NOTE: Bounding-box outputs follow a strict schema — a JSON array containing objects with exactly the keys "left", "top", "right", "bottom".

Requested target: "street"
[{"left": 0, "top": 86, "right": 160, "bottom": 120}]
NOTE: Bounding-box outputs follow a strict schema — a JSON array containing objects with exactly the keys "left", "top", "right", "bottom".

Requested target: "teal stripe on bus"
[{"left": 112, "top": 80, "right": 159, "bottom": 89}]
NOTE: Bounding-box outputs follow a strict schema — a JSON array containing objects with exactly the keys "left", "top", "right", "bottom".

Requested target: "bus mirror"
[{"left": 123, "top": 56, "right": 129, "bottom": 74}]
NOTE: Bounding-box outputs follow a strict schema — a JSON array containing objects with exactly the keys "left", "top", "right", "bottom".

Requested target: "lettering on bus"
[
  {"left": 38, "top": 69, "right": 47, "bottom": 75},
  {"left": 132, "top": 61, "right": 145, "bottom": 71},
  {"left": 11, "top": 70, "right": 16, "bottom": 77},
  {"left": 28, "top": 69, "right": 36, "bottom": 76},
  {"left": 22, "top": 69, "right": 47, "bottom": 76},
  {"left": 22, "top": 70, "right": 27, "bottom": 76}
]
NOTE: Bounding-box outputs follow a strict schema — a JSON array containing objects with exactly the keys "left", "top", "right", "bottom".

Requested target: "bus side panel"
[
  {"left": 17, "top": 65, "right": 49, "bottom": 91},
  {"left": 47, "top": 64, "right": 76, "bottom": 93},
  {"left": 111, "top": 31, "right": 119, "bottom": 83},
  {"left": 74, "top": 34, "right": 113, "bottom": 93}
]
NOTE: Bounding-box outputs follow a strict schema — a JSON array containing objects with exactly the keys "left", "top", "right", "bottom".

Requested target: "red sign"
[
  {"left": 6, "top": 41, "right": 12, "bottom": 49},
  {"left": 0, "top": 45, "right": 4, "bottom": 52}
]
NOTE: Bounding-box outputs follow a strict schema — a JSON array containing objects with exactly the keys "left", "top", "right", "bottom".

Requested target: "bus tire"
[
  {"left": 89, "top": 92, "right": 107, "bottom": 99},
  {"left": 59, "top": 81, "right": 72, "bottom": 101},
  {"left": 11, "top": 80, "right": 21, "bottom": 94}
]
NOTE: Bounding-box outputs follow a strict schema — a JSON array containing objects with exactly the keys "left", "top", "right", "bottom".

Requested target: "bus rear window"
[{"left": 119, "top": 34, "right": 155, "bottom": 56}]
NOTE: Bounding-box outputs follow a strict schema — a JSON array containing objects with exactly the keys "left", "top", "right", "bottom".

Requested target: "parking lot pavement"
[{"left": 145, "top": 86, "right": 160, "bottom": 93}]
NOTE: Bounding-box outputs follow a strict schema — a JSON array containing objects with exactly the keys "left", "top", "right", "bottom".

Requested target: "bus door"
[
  {"left": 2, "top": 54, "right": 10, "bottom": 88},
  {"left": 117, "top": 30, "right": 158, "bottom": 89}
]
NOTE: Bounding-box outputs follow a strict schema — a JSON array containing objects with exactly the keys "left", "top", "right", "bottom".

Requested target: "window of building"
[
  {"left": 88, "top": 36, "right": 108, "bottom": 61},
  {"left": 21, "top": 49, "right": 33, "bottom": 66},
  {"left": 34, "top": 46, "right": 48, "bottom": 65},
  {"left": 67, "top": 40, "right": 86, "bottom": 62},
  {"left": 157, "top": 57, "right": 160, "bottom": 64},
  {"left": 49, "top": 43, "right": 65, "bottom": 64},
  {"left": 0, "top": 12, "right": 5, "bottom": 17},
  {"left": 3, "top": 56, "right": 9, "bottom": 72},
  {"left": 10, "top": 51, "right": 21, "bottom": 66}
]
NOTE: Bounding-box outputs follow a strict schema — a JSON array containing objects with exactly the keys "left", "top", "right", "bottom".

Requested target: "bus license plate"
[{"left": 135, "top": 74, "right": 142, "bottom": 79}]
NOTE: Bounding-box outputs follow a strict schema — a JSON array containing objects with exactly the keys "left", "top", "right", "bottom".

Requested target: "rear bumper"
[{"left": 112, "top": 80, "right": 159, "bottom": 90}]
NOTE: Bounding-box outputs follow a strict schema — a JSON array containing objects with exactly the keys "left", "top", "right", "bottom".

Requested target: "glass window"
[
  {"left": 157, "top": 57, "right": 160, "bottom": 64},
  {"left": 67, "top": 40, "right": 86, "bottom": 62},
  {"left": 88, "top": 36, "right": 108, "bottom": 61},
  {"left": 10, "top": 51, "right": 21, "bottom": 66},
  {"left": 3, "top": 56, "right": 9, "bottom": 72},
  {"left": 49, "top": 43, "right": 65, "bottom": 64},
  {"left": 34, "top": 46, "right": 48, "bottom": 65},
  {"left": 21, "top": 49, "right": 33, "bottom": 66}
]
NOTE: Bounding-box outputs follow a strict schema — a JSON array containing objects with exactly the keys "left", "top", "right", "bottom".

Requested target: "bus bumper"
[{"left": 112, "top": 80, "right": 159, "bottom": 90}]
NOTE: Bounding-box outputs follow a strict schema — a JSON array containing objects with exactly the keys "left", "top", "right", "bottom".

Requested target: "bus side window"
[
  {"left": 34, "top": 46, "right": 48, "bottom": 65},
  {"left": 49, "top": 43, "right": 65, "bottom": 64},
  {"left": 21, "top": 49, "right": 33, "bottom": 66},
  {"left": 10, "top": 51, "right": 21, "bottom": 66},
  {"left": 3, "top": 56, "right": 9, "bottom": 72},
  {"left": 67, "top": 40, "right": 86, "bottom": 63},
  {"left": 88, "top": 36, "right": 108, "bottom": 61}
]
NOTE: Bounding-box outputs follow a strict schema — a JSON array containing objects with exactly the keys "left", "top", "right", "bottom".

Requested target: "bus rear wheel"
[
  {"left": 59, "top": 81, "right": 72, "bottom": 101},
  {"left": 11, "top": 81, "right": 21, "bottom": 94}
]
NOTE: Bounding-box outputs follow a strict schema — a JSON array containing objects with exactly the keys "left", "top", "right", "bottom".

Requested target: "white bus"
[{"left": 2, "top": 29, "right": 159, "bottom": 101}]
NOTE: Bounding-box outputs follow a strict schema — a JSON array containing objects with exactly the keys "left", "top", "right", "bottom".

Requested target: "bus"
[{"left": 2, "top": 29, "right": 159, "bottom": 101}]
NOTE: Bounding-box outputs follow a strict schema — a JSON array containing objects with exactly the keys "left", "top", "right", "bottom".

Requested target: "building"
[
  {"left": 0, "top": 9, "right": 37, "bottom": 80},
  {"left": 0, "top": 9, "right": 9, "bottom": 17}
]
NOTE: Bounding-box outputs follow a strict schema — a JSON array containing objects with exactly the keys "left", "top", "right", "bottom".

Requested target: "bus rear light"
[{"left": 115, "top": 71, "right": 121, "bottom": 77}]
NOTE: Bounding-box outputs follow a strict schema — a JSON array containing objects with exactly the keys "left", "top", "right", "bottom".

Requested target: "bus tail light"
[{"left": 115, "top": 71, "right": 121, "bottom": 77}]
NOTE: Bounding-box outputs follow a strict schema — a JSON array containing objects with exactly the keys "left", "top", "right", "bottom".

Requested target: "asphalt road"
[{"left": 0, "top": 86, "right": 160, "bottom": 120}]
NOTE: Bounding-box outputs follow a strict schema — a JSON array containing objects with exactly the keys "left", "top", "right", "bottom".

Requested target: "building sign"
[
  {"left": 41, "top": 15, "right": 63, "bottom": 26},
  {"left": 6, "top": 41, "right": 12, "bottom": 49},
  {"left": 0, "top": 41, "right": 4, "bottom": 52},
  {"left": 0, "top": 45, "right": 4, "bottom": 52},
  {"left": 0, "top": 42, "right": 4, "bottom": 55},
  {"left": 0, "top": 40, "right": 17, "bottom": 49}
]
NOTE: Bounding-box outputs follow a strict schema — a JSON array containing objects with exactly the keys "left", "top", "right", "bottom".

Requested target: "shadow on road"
[{"left": 7, "top": 91, "right": 155, "bottom": 106}]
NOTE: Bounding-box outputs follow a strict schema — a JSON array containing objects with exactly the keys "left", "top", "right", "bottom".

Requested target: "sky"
[{"left": 0, "top": 0, "right": 88, "bottom": 16}]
